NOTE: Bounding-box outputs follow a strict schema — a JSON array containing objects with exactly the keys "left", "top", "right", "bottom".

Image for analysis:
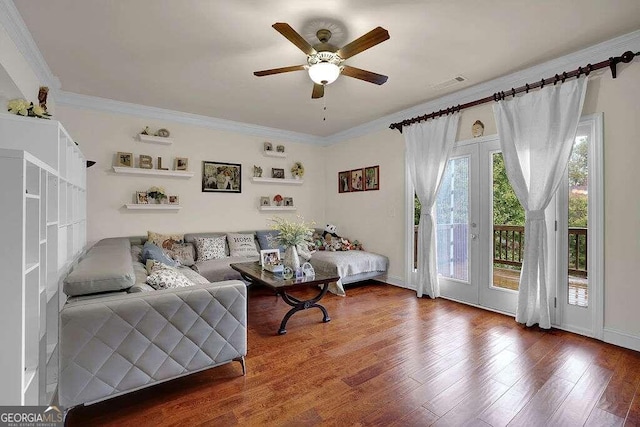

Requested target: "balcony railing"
[
  {"left": 413, "top": 224, "right": 589, "bottom": 279},
  {"left": 493, "top": 225, "right": 588, "bottom": 278}
]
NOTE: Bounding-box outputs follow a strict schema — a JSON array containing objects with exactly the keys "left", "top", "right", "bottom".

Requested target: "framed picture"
[
  {"left": 175, "top": 157, "right": 188, "bottom": 171},
  {"left": 117, "top": 152, "right": 133, "bottom": 167},
  {"left": 260, "top": 249, "right": 280, "bottom": 268},
  {"left": 168, "top": 195, "right": 179, "bottom": 205},
  {"left": 202, "top": 161, "right": 242, "bottom": 193},
  {"left": 283, "top": 197, "right": 294, "bottom": 207},
  {"left": 364, "top": 165, "right": 380, "bottom": 191},
  {"left": 338, "top": 170, "right": 351, "bottom": 193},
  {"left": 272, "top": 168, "right": 285, "bottom": 179},
  {"left": 351, "top": 168, "right": 364, "bottom": 191},
  {"left": 276, "top": 144, "right": 285, "bottom": 153},
  {"left": 264, "top": 142, "right": 273, "bottom": 152},
  {"left": 260, "top": 196, "right": 270, "bottom": 206},
  {"left": 136, "top": 191, "right": 148, "bottom": 204}
]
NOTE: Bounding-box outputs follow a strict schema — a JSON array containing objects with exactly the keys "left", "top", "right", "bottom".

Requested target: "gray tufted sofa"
[{"left": 59, "top": 238, "right": 247, "bottom": 409}]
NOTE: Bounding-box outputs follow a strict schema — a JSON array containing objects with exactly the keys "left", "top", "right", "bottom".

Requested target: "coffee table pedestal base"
[{"left": 277, "top": 283, "right": 331, "bottom": 335}]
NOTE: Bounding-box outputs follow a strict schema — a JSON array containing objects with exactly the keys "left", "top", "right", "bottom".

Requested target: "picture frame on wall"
[
  {"left": 260, "top": 196, "right": 270, "bottom": 206},
  {"left": 117, "top": 152, "right": 133, "bottom": 167},
  {"left": 364, "top": 165, "right": 380, "bottom": 191},
  {"left": 338, "top": 171, "right": 351, "bottom": 193},
  {"left": 351, "top": 168, "right": 364, "bottom": 191},
  {"left": 168, "top": 195, "right": 179, "bottom": 205},
  {"left": 202, "top": 161, "right": 242, "bottom": 193},
  {"left": 175, "top": 157, "right": 188, "bottom": 171},
  {"left": 272, "top": 168, "right": 285, "bottom": 179},
  {"left": 136, "top": 191, "right": 148, "bottom": 204},
  {"left": 283, "top": 197, "right": 294, "bottom": 206}
]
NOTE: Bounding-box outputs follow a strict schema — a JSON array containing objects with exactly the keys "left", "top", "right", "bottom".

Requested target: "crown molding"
[
  {"left": 56, "top": 91, "right": 325, "bottom": 145},
  {"left": 323, "top": 29, "right": 640, "bottom": 145},
  {"left": 0, "top": 0, "right": 60, "bottom": 89}
]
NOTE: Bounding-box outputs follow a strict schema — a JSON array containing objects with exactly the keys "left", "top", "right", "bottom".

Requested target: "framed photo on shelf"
[
  {"left": 175, "top": 157, "right": 188, "bottom": 171},
  {"left": 264, "top": 142, "right": 273, "bottom": 152},
  {"left": 272, "top": 168, "right": 285, "bottom": 179},
  {"left": 136, "top": 191, "right": 148, "bottom": 204},
  {"left": 338, "top": 170, "right": 351, "bottom": 193},
  {"left": 283, "top": 197, "right": 294, "bottom": 207},
  {"left": 116, "top": 152, "right": 133, "bottom": 167},
  {"left": 168, "top": 195, "right": 179, "bottom": 205},
  {"left": 351, "top": 168, "right": 364, "bottom": 191},
  {"left": 364, "top": 165, "right": 380, "bottom": 191},
  {"left": 260, "top": 196, "right": 270, "bottom": 206},
  {"left": 260, "top": 249, "right": 281, "bottom": 268},
  {"left": 202, "top": 161, "right": 242, "bottom": 193}
]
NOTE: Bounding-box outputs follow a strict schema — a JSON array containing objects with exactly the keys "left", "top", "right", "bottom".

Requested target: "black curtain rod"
[{"left": 389, "top": 50, "right": 639, "bottom": 133}]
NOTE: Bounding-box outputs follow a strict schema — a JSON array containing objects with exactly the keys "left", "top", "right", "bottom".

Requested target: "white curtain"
[
  {"left": 404, "top": 114, "right": 460, "bottom": 298},
  {"left": 493, "top": 78, "right": 587, "bottom": 328}
]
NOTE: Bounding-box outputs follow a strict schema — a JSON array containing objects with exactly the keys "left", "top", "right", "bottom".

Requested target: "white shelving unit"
[
  {"left": 250, "top": 177, "right": 303, "bottom": 185},
  {"left": 136, "top": 133, "right": 173, "bottom": 145},
  {"left": 125, "top": 204, "right": 182, "bottom": 211},
  {"left": 0, "top": 115, "right": 86, "bottom": 406},
  {"left": 263, "top": 150, "right": 286, "bottom": 158},
  {"left": 258, "top": 206, "right": 297, "bottom": 212},
  {"left": 113, "top": 166, "right": 194, "bottom": 178}
]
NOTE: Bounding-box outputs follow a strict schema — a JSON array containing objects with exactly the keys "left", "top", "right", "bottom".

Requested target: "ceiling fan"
[{"left": 254, "top": 23, "right": 390, "bottom": 99}]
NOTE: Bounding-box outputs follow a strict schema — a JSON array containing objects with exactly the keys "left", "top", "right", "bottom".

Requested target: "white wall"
[
  {"left": 324, "top": 61, "right": 640, "bottom": 342},
  {"left": 55, "top": 106, "right": 326, "bottom": 244}
]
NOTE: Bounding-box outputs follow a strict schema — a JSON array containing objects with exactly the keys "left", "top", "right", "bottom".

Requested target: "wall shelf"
[
  {"left": 125, "top": 204, "right": 182, "bottom": 211},
  {"left": 113, "top": 166, "right": 194, "bottom": 178},
  {"left": 250, "top": 177, "right": 303, "bottom": 185},
  {"left": 136, "top": 134, "right": 173, "bottom": 145},
  {"left": 258, "top": 206, "right": 297, "bottom": 212},
  {"left": 263, "top": 150, "right": 286, "bottom": 158}
]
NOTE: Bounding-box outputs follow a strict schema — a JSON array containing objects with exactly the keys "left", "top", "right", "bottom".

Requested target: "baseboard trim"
[
  {"left": 603, "top": 327, "right": 640, "bottom": 352},
  {"left": 385, "top": 275, "right": 416, "bottom": 291}
]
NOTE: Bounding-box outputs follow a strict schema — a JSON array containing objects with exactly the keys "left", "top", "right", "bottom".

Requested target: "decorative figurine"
[
  {"left": 38, "top": 86, "right": 49, "bottom": 111},
  {"left": 253, "top": 165, "right": 263, "bottom": 177},
  {"left": 472, "top": 120, "right": 485, "bottom": 138},
  {"left": 141, "top": 126, "right": 151, "bottom": 135}
]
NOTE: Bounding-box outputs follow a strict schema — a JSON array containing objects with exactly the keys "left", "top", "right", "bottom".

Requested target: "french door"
[
  {"left": 434, "top": 138, "right": 518, "bottom": 314},
  {"left": 410, "top": 115, "right": 602, "bottom": 336}
]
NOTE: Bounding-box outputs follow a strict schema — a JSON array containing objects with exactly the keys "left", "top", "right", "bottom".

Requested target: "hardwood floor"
[{"left": 67, "top": 282, "right": 640, "bottom": 426}]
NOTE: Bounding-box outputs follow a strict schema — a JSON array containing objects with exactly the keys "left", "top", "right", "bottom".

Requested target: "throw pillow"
[
  {"left": 147, "top": 231, "right": 185, "bottom": 250},
  {"left": 226, "top": 233, "right": 260, "bottom": 257},
  {"left": 145, "top": 261, "right": 194, "bottom": 290},
  {"left": 194, "top": 236, "right": 226, "bottom": 261},
  {"left": 166, "top": 243, "right": 196, "bottom": 266},
  {"left": 256, "top": 230, "right": 286, "bottom": 254},
  {"left": 141, "top": 241, "right": 179, "bottom": 267}
]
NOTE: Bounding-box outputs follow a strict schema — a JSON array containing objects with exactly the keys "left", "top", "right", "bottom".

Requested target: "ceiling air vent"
[{"left": 430, "top": 75, "right": 466, "bottom": 90}]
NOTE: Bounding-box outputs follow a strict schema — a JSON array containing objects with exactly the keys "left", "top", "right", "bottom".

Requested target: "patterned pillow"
[
  {"left": 145, "top": 261, "right": 194, "bottom": 290},
  {"left": 194, "top": 236, "right": 227, "bottom": 261},
  {"left": 147, "top": 231, "right": 185, "bottom": 250},
  {"left": 226, "top": 233, "right": 259, "bottom": 257},
  {"left": 166, "top": 243, "right": 196, "bottom": 266}
]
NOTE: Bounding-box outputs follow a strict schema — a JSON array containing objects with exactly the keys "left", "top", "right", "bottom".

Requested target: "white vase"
[{"left": 283, "top": 246, "right": 300, "bottom": 271}]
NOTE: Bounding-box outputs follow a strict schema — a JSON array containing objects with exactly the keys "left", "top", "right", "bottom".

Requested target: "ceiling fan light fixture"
[{"left": 308, "top": 62, "right": 341, "bottom": 85}]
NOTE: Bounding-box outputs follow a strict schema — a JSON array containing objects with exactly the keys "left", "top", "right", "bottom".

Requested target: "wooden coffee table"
[{"left": 230, "top": 261, "right": 339, "bottom": 335}]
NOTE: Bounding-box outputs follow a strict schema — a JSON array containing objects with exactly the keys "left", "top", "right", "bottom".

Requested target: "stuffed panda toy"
[{"left": 323, "top": 224, "right": 339, "bottom": 244}]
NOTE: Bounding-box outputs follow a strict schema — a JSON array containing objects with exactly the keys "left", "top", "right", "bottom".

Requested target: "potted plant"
[
  {"left": 147, "top": 186, "right": 167, "bottom": 204},
  {"left": 291, "top": 162, "right": 304, "bottom": 179},
  {"left": 270, "top": 216, "right": 314, "bottom": 271}
]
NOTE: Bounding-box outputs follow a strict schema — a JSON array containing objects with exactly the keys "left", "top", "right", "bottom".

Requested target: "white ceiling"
[{"left": 14, "top": 0, "right": 640, "bottom": 137}]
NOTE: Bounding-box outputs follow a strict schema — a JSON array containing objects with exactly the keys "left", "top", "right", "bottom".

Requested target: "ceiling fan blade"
[
  {"left": 341, "top": 65, "right": 388, "bottom": 85},
  {"left": 272, "top": 23, "right": 316, "bottom": 56},
  {"left": 337, "top": 27, "right": 389, "bottom": 59},
  {"left": 311, "top": 84, "right": 324, "bottom": 99},
  {"left": 254, "top": 65, "right": 306, "bottom": 77}
]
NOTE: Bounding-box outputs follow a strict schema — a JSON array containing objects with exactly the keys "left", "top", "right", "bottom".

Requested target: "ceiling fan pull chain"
[{"left": 323, "top": 94, "right": 327, "bottom": 121}]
